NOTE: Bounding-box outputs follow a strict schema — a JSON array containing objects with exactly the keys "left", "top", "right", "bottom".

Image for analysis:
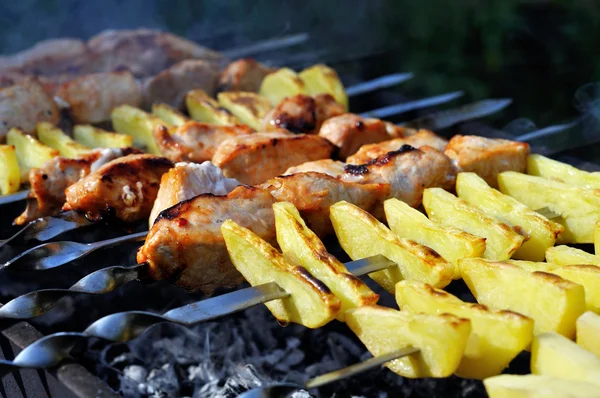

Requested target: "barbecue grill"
[{"left": 1, "top": 3, "right": 599, "bottom": 397}]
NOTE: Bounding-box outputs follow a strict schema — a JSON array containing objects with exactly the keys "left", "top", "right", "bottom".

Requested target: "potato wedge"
[
  {"left": 36, "top": 122, "right": 91, "bottom": 158},
  {"left": 498, "top": 171, "right": 600, "bottom": 243},
  {"left": 396, "top": 280, "right": 533, "bottom": 379},
  {"left": 259, "top": 67, "right": 307, "bottom": 106},
  {"left": 73, "top": 125, "right": 133, "bottom": 148},
  {"left": 423, "top": 188, "right": 524, "bottom": 261},
  {"left": 546, "top": 245, "right": 600, "bottom": 266},
  {"left": 111, "top": 105, "right": 169, "bottom": 155},
  {"left": 384, "top": 197, "right": 485, "bottom": 279},
  {"left": 532, "top": 332, "right": 600, "bottom": 386},
  {"left": 595, "top": 222, "right": 600, "bottom": 255},
  {"left": 345, "top": 305, "right": 471, "bottom": 378},
  {"left": 217, "top": 92, "right": 272, "bottom": 130},
  {"left": 7, "top": 128, "right": 59, "bottom": 183},
  {"left": 0, "top": 145, "right": 20, "bottom": 194},
  {"left": 221, "top": 219, "right": 340, "bottom": 328},
  {"left": 528, "top": 154, "right": 600, "bottom": 189},
  {"left": 456, "top": 172, "right": 563, "bottom": 261},
  {"left": 484, "top": 374, "right": 600, "bottom": 398},
  {"left": 330, "top": 201, "right": 454, "bottom": 292},
  {"left": 459, "top": 258, "right": 586, "bottom": 337},
  {"left": 577, "top": 311, "right": 600, "bottom": 357},
  {"left": 185, "top": 89, "right": 240, "bottom": 125},
  {"left": 504, "top": 259, "right": 561, "bottom": 272},
  {"left": 299, "top": 64, "right": 348, "bottom": 110},
  {"left": 152, "top": 103, "right": 189, "bottom": 126},
  {"left": 273, "top": 202, "right": 378, "bottom": 320}
]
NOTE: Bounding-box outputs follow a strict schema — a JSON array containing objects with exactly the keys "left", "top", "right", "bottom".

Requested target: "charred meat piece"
[
  {"left": 262, "top": 93, "right": 345, "bottom": 134},
  {"left": 14, "top": 148, "right": 141, "bottom": 225},
  {"left": 218, "top": 58, "right": 274, "bottom": 93},
  {"left": 63, "top": 154, "right": 173, "bottom": 223},
  {"left": 212, "top": 132, "right": 336, "bottom": 185},
  {"left": 260, "top": 171, "right": 390, "bottom": 236},
  {"left": 142, "top": 59, "right": 220, "bottom": 109},
  {"left": 0, "top": 79, "right": 59, "bottom": 141},
  {"left": 444, "top": 135, "right": 529, "bottom": 188},
  {"left": 318, "top": 113, "right": 406, "bottom": 159},
  {"left": 55, "top": 71, "right": 141, "bottom": 124},
  {"left": 347, "top": 129, "right": 449, "bottom": 164},
  {"left": 154, "top": 121, "right": 253, "bottom": 163},
  {"left": 149, "top": 161, "right": 241, "bottom": 227},
  {"left": 138, "top": 185, "right": 277, "bottom": 294}
]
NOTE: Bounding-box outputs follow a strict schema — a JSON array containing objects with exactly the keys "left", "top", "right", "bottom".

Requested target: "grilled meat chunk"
[
  {"left": 218, "top": 58, "right": 274, "bottom": 92},
  {"left": 262, "top": 94, "right": 345, "bottom": 134},
  {"left": 149, "top": 161, "right": 241, "bottom": 227},
  {"left": 347, "top": 129, "right": 448, "bottom": 164},
  {"left": 14, "top": 148, "right": 140, "bottom": 225},
  {"left": 285, "top": 159, "right": 347, "bottom": 177},
  {"left": 63, "top": 154, "right": 173, "bottom": 222},
  {"left": 138, "top": 185, "right": 277, "bottom": 294},
  {"left": 0, "top": 79, "right": 59, "bottom": 141},
  {"left": 154, "top": 121, "right": 253, "bottom": 163},
  {"left": 444, "top": 135, "right": 529, "bottom": 188},
  {"left": 55, "top": 71, "right": 141, "bottom": 124},
  {"left": 212, "top": 132, "right": 336, "bottom": 185}
]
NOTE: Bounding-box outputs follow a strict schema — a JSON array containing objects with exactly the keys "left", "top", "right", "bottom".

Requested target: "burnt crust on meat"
[{"left": 344, "top": 145, "right": 417, "bottom": 175}]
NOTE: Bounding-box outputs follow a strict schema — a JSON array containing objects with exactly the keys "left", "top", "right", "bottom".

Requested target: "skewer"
[
  {"left": 360, "top": 91, "right": 464, "bottom": 119},
  {"left": 0, "top": 255, "right": 395, "bottom": 372},
  {"left": 221, "top": 32, "right": 310, "bottom": 59}
]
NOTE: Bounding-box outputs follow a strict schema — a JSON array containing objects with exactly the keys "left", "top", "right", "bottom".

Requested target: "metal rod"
[
  {"left": 360, "top": 91, "right": 464, "bottom": 119},
  {"left": 222, "top": 33, "right": 310, "bottom": 59},
  {"left": 346, "top": 73, "right": 414, "bottom": 97}
]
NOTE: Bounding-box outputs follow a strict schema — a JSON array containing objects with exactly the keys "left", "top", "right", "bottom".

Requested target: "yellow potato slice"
[
  {"left": 577, "top": 311, "right": 600, "bottom": 357},
  {"left": 185, "top": 89, "right": 240, "bottom": 125},
  {"left": 423, "top": 188, "right": 524, "bottom": 261},
  {"left": 504, "top": 259, "right": 560, "bottom": 272},
  {"left": 527, "top": 154, "right": 600, "bottom": 189},
  {"left": 151, "top": 103, "right": 189, "bottom": 126},
  {"left": 259, "top": 67, "right": 307, "bottom": 105},
  {"left": 546, "top": 245, "right": 600, "bottom": 266},
  {"left": 73, "top": 125, "right": 133, "bottom": 148},
  {"left": 299, "top": 64, "right": 348, "bottom": 110},
  {"left": 0, "top": 145, "right": 20, "bottom": 194},
  {"left": 217, "top": 92, "right": 272, "bottom": 130},
  {"left": 273, "top": 202, "right": 378, "bottom": 320},
  {"left": 221, "top": 219, "right": 340, "bottom": 328},
  {"left": 459, "top": 258, "right": 585, "bottom": 337},
  {"left": 384, "top": 198, "right": 485, "bottom": 279},
  {"left": 595, "top": 222, "right": 600, "bottom": 255},
  {"left": 330, "top": 201, "right": 454, "bottom": 292},
  {"left": 456, "top": 172, "right": 563, "bottom": 261},
  {"left": 345, "top": 305, "right": 471, "bottom": 378},
  {"left": 36, "top": 122, "right": 91, "bottom": 158},
  {"left": 7, "top": 128, "right": 59, "bottom": 183},
  {"left": 111, "top": 105, "right": 170, "bottom": 155},
  {"left": 484, "top": 374, "right": 600, "bottom": 398},
  {"left": 498, "top": 171, "right": 600, "bottom": 243},
  {"left": 532, "top": 332, "right": 600, "bottom": 386}
]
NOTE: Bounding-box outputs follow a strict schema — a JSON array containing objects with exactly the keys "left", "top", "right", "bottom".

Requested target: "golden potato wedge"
[
  {"left": 484, "top": 374, "right": 600, "bottom": 398},
  {"left": 345, "top": 305, "right": 471, "bottom": 378},
  {"left": 504, "top": 259, "right": 560, "bottom": 272},
  {"left": 111, "top": 105, "right": 169, "bottom": 155},
  {"left": 498, "top": 171, "right": 600, "bottom": 243},
  {"left": 396, "top": 280, "right": 533, "bottom": 379},
  {"left": 7, "top": 128, "right": 59, "bottom": 183},
  {"left": 551, "top": 265, "right": 600, "bottom": 314},
  {"left": 423, "top": 188, "right": 524, "bottom": 261},
  {"left": 259, "top": 67, "right": 307, "bottom": 106},
  {"left": 36, "top": 122, "right": 91, "bottom": 158},
  {"left": 459, "top": 258, "right": 585, "bottom": 337},
  {"left": 152, "top": 103, "right": 189, "bottom": 126},
  {"left": 185, "top": 89, "right": 240, "bottom": 125},
  {"left": 532, "top": 332, "right": 600, "bottom": 386},
  {"left": 273, "top": 202, "right": 378, "bottom": 320},
  {"left": 546, "top": 245, "right": 600, "bottom": 266},
  {"left": 384, "top": 197, "right": 485, "bottom": 279},
  {"left": 330, "top": 201, "right": 454, "bottom": 292},
  {"left": 577, "top": 311, "right": 600, "bottom": 357},
  {"left": 0, "top": 145, "right": 20, "bottom": 194},
  {"left": 528, "top": 154, "right": 600, "bottom": 189},
  {"left": 221, "top": 219, "right": 340, "bottom": 328},
  {"left": 456, "top": 172, "right": 563, "bottom": 261},
  {"left": 217, "top": 92, "right": 272, "bottom": 130},
  {"left": 299, "top": 64, "right": 348, "bottom": 110},
  {"left": 73, "top": 125, "right": 133, "bottom": 148}
]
